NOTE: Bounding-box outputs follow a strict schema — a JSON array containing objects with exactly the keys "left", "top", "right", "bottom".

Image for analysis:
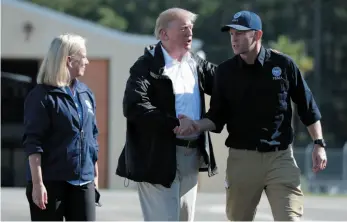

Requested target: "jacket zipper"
[
  {"left": 64, "top": 89, "right": 84, "bottom": 184},
  {"left": 161, "top": 76, "right": 176, "bottom": 116},
  {"left": 163, "top": 77, "right": 178, "bottom": 185},
  {"left": 76, "top": 92, "right": 84, "bottom": 185},
  {"left": 79, "top": 129, "right": 84, "bottom": 184}
]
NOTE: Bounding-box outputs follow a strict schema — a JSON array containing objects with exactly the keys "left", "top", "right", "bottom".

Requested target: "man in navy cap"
[{"left": 176, "top": 10, "right": 328, "bottom": 221}]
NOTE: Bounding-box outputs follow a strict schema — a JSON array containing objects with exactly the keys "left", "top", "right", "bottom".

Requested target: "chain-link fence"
[{"left": 294, "top": 141, "right": 347, "bottom": 194}]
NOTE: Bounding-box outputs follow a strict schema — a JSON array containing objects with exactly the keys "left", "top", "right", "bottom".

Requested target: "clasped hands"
[{"left": 173, "top": 114, "right": 200, "bottom": 136}]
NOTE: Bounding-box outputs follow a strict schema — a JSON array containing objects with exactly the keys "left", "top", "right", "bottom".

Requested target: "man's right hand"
[
  {"left": 173, "top": 114, "right": 199, "bottom": 136},
  {"left": 32, "top": 183, "right": 48, "bottom": 210}
]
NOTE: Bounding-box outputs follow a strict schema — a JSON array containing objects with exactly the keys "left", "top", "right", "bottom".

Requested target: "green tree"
[
  {"left": 28, "top": 0, "right": 128, "bottom": 30},
  {"left": 24, "top": 0, "right": 347, "bottom": 147},
  {"left": 268, "top": 35, "right": 314, "bottom": 76}
]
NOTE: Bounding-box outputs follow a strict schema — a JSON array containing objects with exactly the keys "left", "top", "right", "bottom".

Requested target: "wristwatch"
[{"left": 313, "top": 139, "right": 326, "bottom": 148}]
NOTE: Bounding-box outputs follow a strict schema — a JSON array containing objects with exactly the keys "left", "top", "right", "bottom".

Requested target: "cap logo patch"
[{"left": 234, "top": 12, "right": 242, "bottom": 19}]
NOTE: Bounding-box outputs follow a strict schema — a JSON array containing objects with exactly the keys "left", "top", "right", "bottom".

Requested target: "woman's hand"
[{"left": 32, "top": 183, "right": 48, "bottom": 210}]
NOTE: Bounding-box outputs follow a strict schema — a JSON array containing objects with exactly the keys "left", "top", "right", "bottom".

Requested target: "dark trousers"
[{"left": 26, "top": 181, "right": 95, "bottom": 221}]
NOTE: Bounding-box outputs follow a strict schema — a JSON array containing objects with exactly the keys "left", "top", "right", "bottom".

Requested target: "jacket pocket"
[
  {"left": 89, "top": 144, "right": 98, "bottom": 163},
  {"left": 66, "top": 139, "right": 80, "bottom": 158}
]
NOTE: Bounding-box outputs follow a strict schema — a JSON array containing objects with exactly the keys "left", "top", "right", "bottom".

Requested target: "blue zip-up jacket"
[{"left": 22, "top": 81, "right": 99, "bottom": 182}]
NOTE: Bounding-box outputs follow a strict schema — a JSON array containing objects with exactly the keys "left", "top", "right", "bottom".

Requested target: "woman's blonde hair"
[
  {"left": 154, "top": 8, "right": 197, "bottom": 40},
  {"left": 36, "top": 33, "right": 86, "bottom": 87}
]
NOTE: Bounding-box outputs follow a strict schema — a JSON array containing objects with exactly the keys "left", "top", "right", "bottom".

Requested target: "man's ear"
[
  {"left": 160, "top": 29, "right": 169, "bottom": 41},
  {"left": 255, "top": 30, "right": 263, "bottom": 41}
]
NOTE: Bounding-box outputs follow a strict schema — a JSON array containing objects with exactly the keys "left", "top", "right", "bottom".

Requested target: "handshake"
[{"left": 173, "top": 114, "right": 200, "bottom": 136}]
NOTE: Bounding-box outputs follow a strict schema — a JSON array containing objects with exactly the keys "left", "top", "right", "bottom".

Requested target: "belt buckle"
[{"left": 187, "top": 140, "right": 191, "bottom": 149}]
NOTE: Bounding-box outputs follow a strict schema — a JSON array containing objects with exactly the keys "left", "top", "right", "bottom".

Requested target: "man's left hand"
[{"left": 312, "top": 145, "right": 327, "bottom": 173}]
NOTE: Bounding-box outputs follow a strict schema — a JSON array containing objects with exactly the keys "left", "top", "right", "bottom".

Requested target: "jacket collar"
[
  {"left": 143, "top": 41, "right": 166, "bottom": 76},
  {"left": 42, "top": 79, "right": 88, "bottom": 94},
  {"left": 257, "top": 45, "right": 266, "bottom": 66},
  {"left": 70, "top": 79, "right": 88, "bottom": 93}
]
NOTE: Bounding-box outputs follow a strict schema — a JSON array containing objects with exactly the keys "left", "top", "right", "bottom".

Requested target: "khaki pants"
[
  {"left": 137, "top": 146, "right": 200, "bottom": 221},
  {"left": 225, "top": 146, "right": 303, "bottom": 221}
]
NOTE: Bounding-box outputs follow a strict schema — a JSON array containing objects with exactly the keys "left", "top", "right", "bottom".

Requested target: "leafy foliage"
[
  {"left": 25, "top": 0, "right": 347, "bottom": 147},
  {"left": 268, "top": 35, "right": 313, "bottom": 75}
]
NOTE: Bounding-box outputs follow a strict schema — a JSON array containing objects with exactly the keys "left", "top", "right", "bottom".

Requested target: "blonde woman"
[{"left": 23, "top": 33, "right": 99, "bottom": 221}]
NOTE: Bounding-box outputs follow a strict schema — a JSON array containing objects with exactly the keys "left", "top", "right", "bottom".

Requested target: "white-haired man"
[{"left": 116, "top": 8, "right": 218, "bottom": 221}]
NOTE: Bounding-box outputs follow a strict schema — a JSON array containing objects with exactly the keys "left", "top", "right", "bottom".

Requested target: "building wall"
[
  {"left": 79, "top": 60, "right": 109, "bottom": 188},
  {"left": 1, "top": 0, "right": 211, "bottom": 190},
  {"left": 1, "top": 1, "right": 151, "bottom": 189}
]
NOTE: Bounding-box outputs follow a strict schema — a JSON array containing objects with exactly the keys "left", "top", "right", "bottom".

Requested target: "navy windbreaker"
[{"left": 22, "top": 81, "right": 99, "bottom": 182}]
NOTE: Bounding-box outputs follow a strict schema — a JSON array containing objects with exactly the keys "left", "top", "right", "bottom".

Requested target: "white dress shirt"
[{"left": 161, "top": 46, "right": 201, "bottom": 140}]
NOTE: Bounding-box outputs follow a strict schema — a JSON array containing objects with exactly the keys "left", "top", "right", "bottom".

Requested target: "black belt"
[
  {"left": 232, "top": 145, "right": 289, "bottom": 152},
  {"left": 176, "top": 138, "right": 198, "bottom": 148}
]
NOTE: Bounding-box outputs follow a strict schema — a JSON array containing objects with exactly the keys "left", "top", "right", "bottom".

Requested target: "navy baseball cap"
[{"left": 221, "top": 11, "right": 262, "bottom": 32}]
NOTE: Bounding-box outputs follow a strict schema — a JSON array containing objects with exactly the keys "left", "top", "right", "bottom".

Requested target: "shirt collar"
[
  {"left": 238, "top": 45, "right": 266, "bottom": 67},
  {"left": 257, "top": 46, "right": 266, "bottom": 66},
  {"left": 64, "top": 79, "right": 79, "bottom": 95},
  {"left": 160, "top": 45, "right": 191, "bottom": 66}
]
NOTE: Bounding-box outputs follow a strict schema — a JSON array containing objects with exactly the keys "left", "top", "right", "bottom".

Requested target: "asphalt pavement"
[{"left": 1, "top": 188, "right": 346, "bottom": 221}]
